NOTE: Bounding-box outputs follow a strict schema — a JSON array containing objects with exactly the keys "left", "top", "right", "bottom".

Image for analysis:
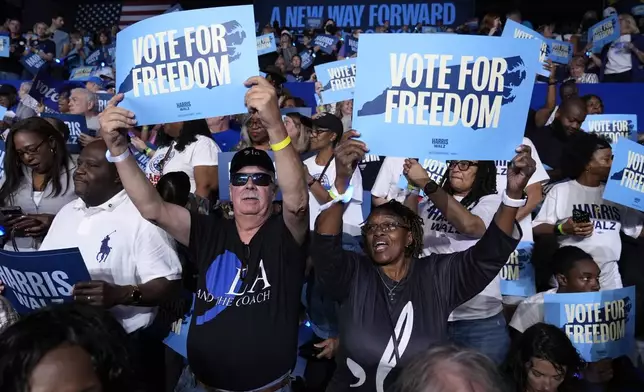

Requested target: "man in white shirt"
[
  {"left": 39, "top": 140, "right": 182, "bottom": 391},
  {"left": 68, "top": 88, "right": 101, "bottom": 144},
  {"left": 509, "top": 246, "right": 600, "bottom": 334}
]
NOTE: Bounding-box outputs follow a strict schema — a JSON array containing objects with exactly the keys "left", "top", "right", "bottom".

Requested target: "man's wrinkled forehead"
[{"left": 234, "top": 165, "right": 272, "bottom": 175}]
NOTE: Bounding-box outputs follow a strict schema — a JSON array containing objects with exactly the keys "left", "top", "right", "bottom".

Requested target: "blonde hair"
[{"left": 620, "top": 14, "right": 640, "bottom": 35}]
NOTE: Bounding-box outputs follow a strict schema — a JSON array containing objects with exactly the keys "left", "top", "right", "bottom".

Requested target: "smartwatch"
[
  {"left": 129, "top": 285, "right": 142, "bottom": 305},
  {"left": 423, "top": 181, "right": 440, "bottom": 195}
]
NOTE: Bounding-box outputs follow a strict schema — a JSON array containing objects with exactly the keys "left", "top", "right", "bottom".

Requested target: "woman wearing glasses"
[
  {"left": 311, "top": 132, "right": 535, "bottom": 391},
  {"left": 0, "top": 117, "right": 75, "bottom": 251},
  {"left": 402, "top": 159, "right": 510, "bottom": 365}
]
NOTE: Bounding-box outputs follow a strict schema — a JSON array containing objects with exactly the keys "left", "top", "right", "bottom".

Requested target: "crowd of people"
[{"left": 0, "top": 3, "right": 644, "bottom": 392}]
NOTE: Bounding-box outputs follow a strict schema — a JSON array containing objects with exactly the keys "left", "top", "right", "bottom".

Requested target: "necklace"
[{"left": 376, "top": 268, "right": 402, "bottom": 301}]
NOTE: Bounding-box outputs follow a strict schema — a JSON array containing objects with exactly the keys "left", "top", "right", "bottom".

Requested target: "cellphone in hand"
[
  {"left": 572, "top": 209, "right": 591, "bottom": 224},
  {"left": 0, "top": 206, "right": 24, "bottom": 222}
]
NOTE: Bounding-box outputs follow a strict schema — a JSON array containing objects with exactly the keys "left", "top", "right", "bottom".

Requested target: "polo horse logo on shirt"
[{"left": 96, "top": 231, "right": 116, "bottom": 263}]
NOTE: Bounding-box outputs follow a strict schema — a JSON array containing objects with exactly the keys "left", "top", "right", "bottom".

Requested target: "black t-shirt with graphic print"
[
  {"left": 311, "top": 221, "right": 519, "bottom": 392},
  {"left": 187, "top": 213, "right": 306, "bottom": 390}
]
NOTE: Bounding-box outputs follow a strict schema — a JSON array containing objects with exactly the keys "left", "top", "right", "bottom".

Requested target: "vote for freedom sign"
[
  {"left": 604, "top": 138, "right": 644, "bottom": 212},
  {"left": 115, "top": 5, "right": 259, "bottom": 126},
  {"left": 544, "top": 286, "right": 635, "bottom": 362},
  {"left": 351, "top": 34, "right": 541, "bottom": 160}
]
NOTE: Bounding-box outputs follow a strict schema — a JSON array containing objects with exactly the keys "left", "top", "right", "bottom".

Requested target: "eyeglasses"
[
  {"left": 16, "top": 139, "right": 47, "bottom": 157},
  {"left": 448, "top": 160, "right": 478, "bottom": 171},
  {"left": 361, "top": 221, "right": 409, "bottom": 235},
  {"left": 230, "top": 172, "right": 273, "bottom": 187}
]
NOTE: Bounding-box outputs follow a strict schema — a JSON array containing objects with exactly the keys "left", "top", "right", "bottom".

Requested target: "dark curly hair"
[
  {"left": 581, "top": 94, "right": 604, "bottom": 113},
  {"left": 365, "top": 200, "right": 425, "bottom": 258},
  {"left": 0, "top": 117, "right": 71, "bottom": 206},
  {"left": 155, "top": 119, "right": 212, "bottom": 152},
  {"left": 439, "top": 161, "right": 497, "bottom": 209},
  {"left": 505, "top": 323, "right": 584, "bottom": 392},
  {"left": 560, "top": 131, "right": 611, "bottom": 180},
  {"left": 0, "top": 304, "right": 138, "bottom": 392}
]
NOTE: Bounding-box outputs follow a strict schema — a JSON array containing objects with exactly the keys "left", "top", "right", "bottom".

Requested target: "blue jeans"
[
  {"left": 447, "top": 312, "right": 510, "bottom": 365},
  {"left": 175, "top": 367, "right": 292, "bottom": 392}
]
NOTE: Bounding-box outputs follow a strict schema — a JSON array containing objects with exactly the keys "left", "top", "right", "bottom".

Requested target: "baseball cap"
[
  {"left": 0, "top": 84, "right": 18, "bottom": 96},
  {"left": 603, "top": 7, "right": 617, "bottom": 18},
  {"left": 230, "top": 147, "right": 275, "bottom": 175},
  {"left": 309, "top": 112, "right": 344, "bottom": 139}
]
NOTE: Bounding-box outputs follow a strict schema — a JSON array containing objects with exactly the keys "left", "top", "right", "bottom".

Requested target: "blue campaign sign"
[
  {"left": 28, "top": 66, "right": 66, "bottom": 113},
  {"left": 162, "top": 293, "right": 194, "bottom": 358},
  {"left": 344, "top": 34, "right": 358, "bottom": 57},
  {"left": 115, "top": 5, "right": 259, "bottom": 126},
  {"left": 254, "top": 0, "right": 474, "bottom": 32},
  {"left": 0, "top": 105, "right": 7, "bottom": 120},
  {"left": 544, "top": 286, "right": 636, "bottom": 362},
  {"left": 501, "top": 19, "right": 550, "bottom": 78},
  {"left": 351, "top": 33, "right": 540, "bottom": 160},
  {"left": 604, "top": 139, "right": 644, "bottom": 212},
  {"left": 314, "top": 58, "right": 356, "bottom": 106},
  {"left": 306, "top": 17, "right": 322, "bottom": 29},
  {"left": 588, "top": 15, "right": 620, "bottom": 53},
  {"left": 300, "top": 50, "right": 314, "bottom": 69},
  {"left": 20, "top": 52, "right": 46, "bottom": 76},
  {"left": 218, "top": 151, "right": 281, "bottom": 200},
  {"left": 396, "top": 157, "right": 448, "bottom": 196},
  {"left": 0, "top": 248, "right": 92, "bottom": 315},
  {"left": 582, "top": 114, "right": 637, "bottom": 145},
  {"left": 96, "top": 93, "right": 114, "bottom": 113},
  {"left": 634, "top": 5, "right": 644, "bottom": 16},
  {"left": 547, "top": 39, "right": 573, "bottom": 65},
  {"left": 131, "top": 145, "right": 151, "bottom": 172},
  {"left": 256, "top": 34, "right": 277, "bottom": 56},
  {"left": 69, "top": 66, "right": 98, "bottom": 81},
  {"left": 500, "top": 241, "right": 536, "bottom": 297},
  {"left": 0, "top": 33, "right": 9, "bottom": 58},
  {"left": 85, "top": 48, "right": 102, "bottom": 66},
  {"left": 42, "top": 114, "right": 88, "bottom": 154},
  {"left": 282, "top": 107, "right": 312, "bottom": 116},
  {"left": 312, "top": 34, "right": 339, "bottom": 55}
]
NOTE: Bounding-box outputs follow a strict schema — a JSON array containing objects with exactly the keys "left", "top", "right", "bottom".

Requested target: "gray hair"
[
  {"left": 19, "top": 81, "right": 32, "bottom": 92},
  {"left": 392, "top": 346, "right": 505, "bottom": 392},
  {"left": 71, "top": 88, "right": 98, "bottom": 114}
]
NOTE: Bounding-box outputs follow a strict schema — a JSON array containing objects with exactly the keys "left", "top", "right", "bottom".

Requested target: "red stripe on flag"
[{"left": 119, "top": 1, "right": 174, "bottom": 28}]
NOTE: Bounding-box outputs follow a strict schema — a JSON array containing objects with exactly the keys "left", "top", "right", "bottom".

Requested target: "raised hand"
[
  {"left": 334, "top": 130, "right": 368, "bottom": 190},
  {"left": 243, "top": 76, "right": 282, "bottom": 131},
  {"left": 403, "top": 159, "right": 430, "bottom": 188},
  {"left": 98, "top": 93, "right": 135, "bottom": 155},
  {"left": 506, "top": 144, "right": 536, "bottom": 199}
]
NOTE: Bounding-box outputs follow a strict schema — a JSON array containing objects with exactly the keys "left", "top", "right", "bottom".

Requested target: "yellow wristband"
[
  {"left": 557, "top": 223, "right": 565, "bottom": 235},
  {"left": 270, "top": 136, "right": 291, "bottom": 152}
]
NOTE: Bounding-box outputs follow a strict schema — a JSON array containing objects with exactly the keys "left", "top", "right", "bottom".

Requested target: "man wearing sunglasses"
[{"left": 98, "top": 76, "right": 309, "bottom": 392}]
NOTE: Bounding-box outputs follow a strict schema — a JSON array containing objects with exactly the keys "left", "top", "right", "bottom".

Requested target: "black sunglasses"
[
  {"left": 448, "top": 160, "right": 478, "bottom": 171},
  {"left": 230, "top": 173, "right": 273, "bottom": 187}
]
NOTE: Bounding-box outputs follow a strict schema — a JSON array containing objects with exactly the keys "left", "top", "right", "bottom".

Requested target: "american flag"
[{"left": 75, "top": 1, "right": 174, "bottom": 33}]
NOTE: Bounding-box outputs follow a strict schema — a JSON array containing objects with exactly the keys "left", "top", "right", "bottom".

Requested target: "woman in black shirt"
[{"left": 311, "top": 132, "right": 536, "bottom": 391}]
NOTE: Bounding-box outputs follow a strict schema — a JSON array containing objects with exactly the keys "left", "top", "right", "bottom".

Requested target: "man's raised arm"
[
  {"left": 98, "top": 94, "right": 191, "bottom": 246},
  {"left": 244, "top": 76, "right": 309, "bottom": 244}
]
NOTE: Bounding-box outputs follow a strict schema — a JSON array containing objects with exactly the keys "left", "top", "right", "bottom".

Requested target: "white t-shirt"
[
  {"left": 605, "top": 35, "right": 632, "bottom": 75},
  {"left": 495, "top": 137, "right": 550, "bottom": 242},
  {"left": 371, "top": 157, "right": 448, "bottom": 203},
  {"left": 533, "top": 180, "right": 643, "bottom": 286},
  {"left": 145, "top": 135, "right": 220, "bottom": 193},
  {"left": 420, "top": 194, "right": 503, "bottom": 321},
  {"left": 304, "top": 156, "right": 363, "bottom": 236},
  {"left": 509, "top": 288, "right": 558, "bottom": 333},
  {"left": 39, "top": 190, "right": 182, "bottom": 333}
]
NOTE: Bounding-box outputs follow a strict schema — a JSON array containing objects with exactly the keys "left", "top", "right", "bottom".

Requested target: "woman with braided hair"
[
  {"left": 311, "top": 131, "right": 536, "bottom": 392},
  {"left": 403, "top": 159, "right": 510, "bottom": 365}
]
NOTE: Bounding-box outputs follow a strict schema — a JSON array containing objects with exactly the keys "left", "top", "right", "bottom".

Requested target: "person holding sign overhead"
[
  {"left": 0, "top": 117, "right": 76, "bottom": 251},
  {"left": 589, "top": 14, "right": 644, "bottom": 83},
  {"left": 98, "top": 76, "right": 309, "bottom": 392},
  {"left": 533, "top": 132, "right": 644, "bottom": 289},
  {"left": 403, "top": 159, "right": 510, "bottom": 364},
  {"left": 311, "top": 134, "right": 535, "bottom": 391}
]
